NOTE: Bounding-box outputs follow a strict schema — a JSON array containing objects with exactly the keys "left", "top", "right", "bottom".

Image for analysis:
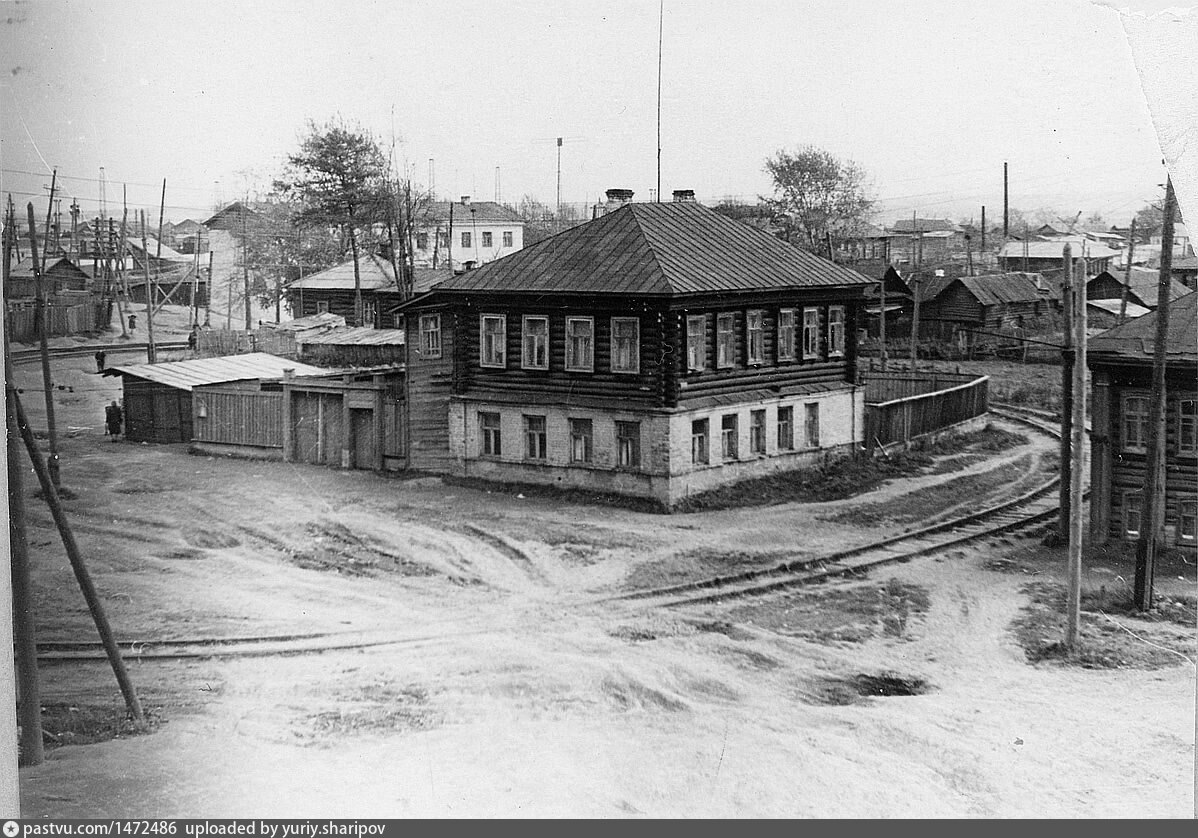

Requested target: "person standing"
[
  {"left": 104, "top": 400, "right": 123, "bottom": 440},
  {"left": 94, "top": 350, "right": 106, "bottom": 372}
]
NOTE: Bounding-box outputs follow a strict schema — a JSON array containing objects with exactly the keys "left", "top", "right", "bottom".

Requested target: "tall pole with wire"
[{"left": 657, "top": 0, "right": 664, "bottom": 203}]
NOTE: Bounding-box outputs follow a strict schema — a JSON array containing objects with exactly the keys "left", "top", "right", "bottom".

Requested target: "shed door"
[{"left": 350, "top": 408, "right": 376, "bottom": 470}]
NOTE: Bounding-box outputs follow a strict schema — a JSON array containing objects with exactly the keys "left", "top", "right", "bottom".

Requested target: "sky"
[{"left": 1, "top": 0, "right": 1195, "bottom": 230}]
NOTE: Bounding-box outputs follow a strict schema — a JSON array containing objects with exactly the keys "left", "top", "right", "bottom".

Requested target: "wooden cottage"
[
  {"left": 5, "top": 256, "right": 91, "bottom": 299},
  {"left": 998, "top": 240, "right": 1115, "bottom": 274},
  {"left": 1088, "top": 291, "right": 1198, "bottom": 548},
  {"left": 285, "top": 255, "right": 450, "bottom": 328},
  {"left": 915, "top": 272, "right": 1056, "bottom": 350},
  {"left": 1087, "top": 268, "right": 1191, "bottom": 310},
  {"left": 393, "top": 198, "right": 874, "bottom": 507},
  {"left": 102, "top": 353, "right": 325, "bottom": 443}
]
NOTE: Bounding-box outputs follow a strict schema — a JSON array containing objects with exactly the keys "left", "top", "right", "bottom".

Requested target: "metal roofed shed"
[{"left": 103, "top": 353, "right": 328, "bottom": 443}]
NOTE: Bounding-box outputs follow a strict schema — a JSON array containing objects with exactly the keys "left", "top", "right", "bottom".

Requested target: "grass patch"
[
  {"left": 38, "top": 701, "right": 161, "bottom": 753},
  {"left": 625, "top": 547, "right": 795, "bottom": 590}
]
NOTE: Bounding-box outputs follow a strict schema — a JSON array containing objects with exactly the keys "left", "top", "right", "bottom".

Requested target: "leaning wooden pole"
[
  {"left": 1058, "top": 243, "right": 1074, "bottom": 540},
  {"left": 1135, "top": 177, "right": 1176, "bottom": 611},
  {"left": 1065, "top": 255, "right": 1087, "bottom": 650},
  {"left": 11, "top": 392, "right": 145, "bottom": 726},
  {"left": 26, "top": 203, "right": 62, "bottom": 488},
  {"left": 3, "top": 203, "right": 45, "bottom": 766},
  {"left": 140, "top": 211, "right": 157, "bottom": 364}
]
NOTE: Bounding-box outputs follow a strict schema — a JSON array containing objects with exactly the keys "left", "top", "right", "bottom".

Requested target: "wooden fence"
[
  {"left": 196, "top": 328, "right": 297, "bottom": 359},
  {"left": 192, "top": 387, "right": 283, "bottom": 449},
  {"left": 864, "top": 373, "right": 989, "bottom": 451},
  {"left": 6, "top": 301, "right": 100, "bottom": 343},
  {"left": 864, "top": 370, "right": 981, "bottom": 403}
]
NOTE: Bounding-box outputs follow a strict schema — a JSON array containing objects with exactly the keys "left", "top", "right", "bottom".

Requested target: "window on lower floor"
[
  {"left": 480, "top": 412, "right": 501, "bottom": 457},
  {"left": 777, "top": 406, "right": 794, "bottom": 450},
  {"left": 750, "top": 409, "right": 766, "bottom": 454},
  {"left": 692, "top": 419, "right": 709, "bottom": 465},
  {"left": 316, "top": 300, "right": 329, "bottom": 314},
  {"left": 1179, "top": 399, "right": 1197, "bottom": 455},
  {"left": 524, "top": 415, "right": 546, "bottom": 461},
  {"left": 721, "top": 414, "right": 738, "bottom": 460},
  {"left": 1179, "top": 499, "right": 1197, "bottom": 544},
  {"left": 362, "top": 301, "right": 377, "bottom": 327},
  {"left": 1123, "top": 491, "right": 1143, "bottom": 538},
  {"left": 616, "top": 421, "right": 641, "bottom": 469},
  {"left": 1123, "top": 395, "right": 1149, "bottom": 452},
  {"left": 804, "top": 403, "right": 820, "bottom": 448},
  {"left": 569, "top": 418, "right": 593, "bottom": 463}
]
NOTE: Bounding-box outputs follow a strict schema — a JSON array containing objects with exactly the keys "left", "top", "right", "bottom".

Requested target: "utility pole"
[
  {"left": 140, "top": 211, "right": 156, "bottom": 363},
  {"left": 1003, "top": 162, "right": 1009, "bottom": 240},
  {"left": 154, "top": 179, "right": 166, "bottom": 344},
  {"left": 1135, "top": 177, "right": 1177, "bottom": 611},
  {"left": 4, "top": 197, "right": 45, "bottom": 767},
  {"left": 980, "top": 205, "right": 986, "bottom": 254},
  {"left": 1058, "top": 243, "right": 1074, "bottom": 541},
  {"left": 556, "top": 138, "right": 563, "bottom": 222},
  {"left": 1065, "top": 253, "right": 1087, "bottom": 650},
  {"left": 1118, "top": 218, "right": 1136, "bottom": 324},
  {"left": 41, "top": 169, "right": 56, "bottom": 276},
  {"left": 26, "top": 203, "right": 61, "bottom": 489},
  {"left": 241, "top": 199, "right": 251, "bottom": 331},
  {"left": 878, "top": 273, "right": 887, "bottom": 372},
  {"left": 909, "top": 213, "right": 922, "bottom": 370},
  {"left": 656, "top": 0, "right": 664, "bottom": 203}
]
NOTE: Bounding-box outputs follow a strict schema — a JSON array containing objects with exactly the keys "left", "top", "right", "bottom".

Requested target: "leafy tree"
[
  {"left": 274, "top": 118, "right": 390, "bottom": 326},
  {"left": 240, "top": 197, "right": 345, "bottom": 318},
  {"left": 710, "top": 199, "right": 771, "bottom": 224},
  {"left": 762, "top": 146, "right": 875, "bottom": 252},
  {"left": 513, "top": 195, "right": 585, "bottom": 246},
  {"left": 1133, "top": 201, "right": 1172, "bottom": 241}
]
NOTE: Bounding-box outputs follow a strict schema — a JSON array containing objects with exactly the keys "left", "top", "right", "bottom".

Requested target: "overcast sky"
[{"left": 1, "top": 0, "right": 1194, "bottom": 228}]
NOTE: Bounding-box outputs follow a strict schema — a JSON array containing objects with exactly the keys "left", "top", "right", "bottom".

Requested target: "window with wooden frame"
[
  {"left": 804, "top": 402, "right": 820, "bottom": 448},
  {"left": 569, "top": 418, "right": 593, "bottom": 463},
  {"left": 750, "top": 409, "right": 766, "bottom": 455},
  {"left": 1122, "top": 394, "right": 1149, "bottom": 452},
  {"left": 616, "top": 421, "right": 641, "bottom": 469},
  {"left": 746, "top": 310, "right": 765, "bottom": 364},
  {"left": 802, "top": 308, "right": 820, "bottom": 359},
  {"left": 716, "top": 313, "right": 735, "bottom": 368},
  {"left": 686, "top": 315, "right": 707, "bottom": 371},
  {"left": 502, "top": 231, "right": 513, "bottom": 247},
  {"left": 1123, "top": 491, "right": 1143, "bottom": 538},
  {"left": 479, "top": 412, "right": 501, "bottom": 457},
  {"left": 363, "top": 301, "right": 377, "bottom": 327},
  {"left": 692, "top": 419, "right": 709, "bottom": 465},
  {"left": 828, "top": 305, "right": 846, "bottom": 357},
  {"left": 777, "top": 308, "right": 796, "bottom": 361},
  {"left": 416, "top": 232, "right": 429, "bottom": 251},
  {"left": 1179, "top": 498, "right": 1197, "bottom": 544},
  {"left": 419, "top": 313, "right": 442, "bottom": 358},
  {"left": 480, "top": 314, "right": 506, "bottom": 368},
  {"left": 721, "top": 414, "right": 739, "bottom": 460},
  {"left": 523, "top": 414, "right": 547, "bottom": 461},
  {"left": 777, "top": 405, "right": 794, "bottom": 450},
  {"left": 1178, "top": 398, "right": 1197, "bottom": 455},
  {"left": 316, "top": 300, "right": 329, "bottom": 314},
  {"left": 611, "top": 317, "right": 640, "bottom": 373},
  {"left": 565, "top": 317, "right": 594, "bottom": 372},
  {"left": 461, "top": 231, "right": 472, "bottom": 248},
  {"left": 482, "top": 231, "right": 493, "bottom": 248},
  {"left": 522, "top": 316, "right": 549, "bottom": 370}
]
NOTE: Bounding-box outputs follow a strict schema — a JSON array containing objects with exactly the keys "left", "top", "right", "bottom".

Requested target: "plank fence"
[
  {"left": 192, "top": 387, "right": 283, "bottom": 449},
  {"left": 196, "top": 328, "right": 297, "bottom": 359},
  {"left": 5, "top": 301, "right": 101, "bottom": 343},
  {"left": 863, "top": 371, "right": 989, "bottom": 452}
]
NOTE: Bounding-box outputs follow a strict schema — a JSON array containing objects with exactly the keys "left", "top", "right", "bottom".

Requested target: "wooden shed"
[
  {"left": 102, "top": 353, "right": 326, "bottom": 443},
  {"left": 916, "top": 272, "right": 1056, "bottom": 349},
  {"left": 298, "top": 326, "right": 406, "bottom": 367}
]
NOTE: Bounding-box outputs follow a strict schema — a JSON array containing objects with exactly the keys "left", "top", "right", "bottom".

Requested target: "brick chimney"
[
  {"left": 672, "top": 189, "right": 696, "bottom": 203},
  {"left": 605, "top": 188, "right": 634, "bottom": 210},
  {"left": 460, "top": 195, "right": 471, "bottom": 206}
]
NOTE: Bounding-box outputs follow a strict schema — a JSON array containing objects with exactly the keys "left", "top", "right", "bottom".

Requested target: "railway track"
[
  {"left": 11, "top": 340, "right": 188, "bottom": 364},
  {"left": 35, "top": 404, "right": 1075, "bottom": 661},
  {"left": 617, "top": 405, "right": 1073, "bottom": 609}
]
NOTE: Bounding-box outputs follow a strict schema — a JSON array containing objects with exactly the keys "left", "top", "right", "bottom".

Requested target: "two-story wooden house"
[
  {"left": 1088, "top": 291, "right": 1198, "bottom": 548},
  {"left": 394, "top": 198, "right": 874, "bottom": 507}
]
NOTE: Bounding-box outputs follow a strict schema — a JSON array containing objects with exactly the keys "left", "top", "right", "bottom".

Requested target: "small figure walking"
[
  {"left": 105, "top": 400, "right": 123, "bottom": 440},
  {"left": 128, "top": 314, "right": 137, "bottom": 332},
  {"left": 187, "top": 325, "right": 199, "bottom": 353},
  {"left": 94, "top": 350, "right": 106, "bottom": 372}
]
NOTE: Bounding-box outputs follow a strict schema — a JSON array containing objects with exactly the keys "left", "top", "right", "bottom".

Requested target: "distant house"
[
  {"left": 284, "top": 253, "right": 450, "bottom": 327},
  {"left": 171, "top": 219, "right": 208, "bottom": 253},
  {"left": 202, "top": 201, "right": 271, "bottom": 234},
  {"left": 101, "top": 352, "right": 326, "bottom": 444},
  {"left": 1150, "top": 221, "right": 1193, "bottom": 258},
  {"left": 393, "top": 196, "right": 874, "bottom": 506},
  {"left": 4, "top": 256, "right": 91, "bottom": 299},
  {"left": 885, "top": 218, "right": 966, "bottom": 264},
  {"left": 1169, "top": 255, "right": 1197, "bottom": 289},
  {"left": 409, "top": 197, "right": 525, "bottom": 271},
  {"left": 1087, "top": 291, "right": 1198, "bottom": 549},
  {"left": 914, "top": 272, "right": 1055, "bottom": 350},
  {"left": 1087, "top": 298, "right": 1151, "bottom": 329},
  {"left": 1087, "top": 269, "right": 1191, "bottom": 310},
  {"left": 997, "top": 240, "right": 1115, "bottom": 275}
]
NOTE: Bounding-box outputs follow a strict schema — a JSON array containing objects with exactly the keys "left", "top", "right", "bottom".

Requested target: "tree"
[
  {"left": 240, "top": 197, "right": 344, "bottom": 317},
  {"left": 274, "top": 118, "right": 390, "bottom": 326},
  {"left": 513, "top": 195, "right": 585, "bottom": 246},
  {"left": 762, "top": 146, "right": 875, "bottom": 252},
  {"left": 1134, "top": 201, "right": 1167, "bottom": 241}
]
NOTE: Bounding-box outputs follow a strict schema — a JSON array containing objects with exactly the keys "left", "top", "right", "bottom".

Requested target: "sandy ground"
[{"left": 7, "top": 331, "right": 1196, "bottom": 818}]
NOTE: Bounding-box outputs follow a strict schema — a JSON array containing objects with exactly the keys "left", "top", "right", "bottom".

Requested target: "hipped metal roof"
[
  {"left": 103, "top": 352, "right": 327, "bottom": 391},
  {"left": 425, "top": 201, "right": 875, "bottom": 297},
  {"left": 287, "top": 254, "right": 451, "bottom": 294},
  {"left": 1088, "top": 290, "right": 1198, "bottom": 363}
]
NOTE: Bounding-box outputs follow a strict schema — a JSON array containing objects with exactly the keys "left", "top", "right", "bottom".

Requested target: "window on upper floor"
[
  {"left": 437, "top": 231, "right": 449, "bottom": 248},
  {"left": 777, "top": 308, "right": 796, "bottom": 361},
  {"left": 362, "top": 301, "right": 377, "bottom": 328},
  {"left": 716, "top": 313, "right": 735, "bottom": 368},
  {"left": 503, "top": 231, "right": 513, "bottom": 247},
  {"left": 522, "top": 316, "right": 549, "bottom": 370},
  {"left": 746, "top": 310, "right": 764, "bottom": 364},
  {"left": 482, "top": 231, "right": 493, "bottom": 248},
  {"left": 611, "top": 317, "right": 640, "bottom": 374},
  {"left": 687, "top": 315, "right": 707, "bottom": 371},
  {"left": 1123, "top": 395, "right": 1149, "bottom": 452},
  {"left": 828, "top": 306, "right": 846, "bottom": 357},
  {"left": 461, "top": 231, "right": 472, "bottom": 248},
  {"left": 419, "top": 313, "right": 441, "bottom": 359},
  {"left": 802, "top": 308, "right": 820, "bottom": 359},
  {"left": 566, "top": 317, "right": 594, "bottom": 372},
  {"left": 1179, "top": 399, "right": 1197, "bottom": 455},
  {"left": 416, "top": 233, "right": 429, "bottom": 251},
  {"left": 480, "top": 314, "right": 506, "bottom": 368}
]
